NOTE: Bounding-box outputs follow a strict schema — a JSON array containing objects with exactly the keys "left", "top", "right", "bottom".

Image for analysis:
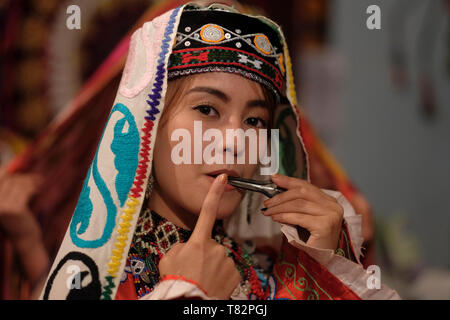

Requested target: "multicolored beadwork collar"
[
  {"left": 168, "top": 5, "right": 286, "bottom": 100},
  {"left": 125, "top": 208, "right": 270, "bottom": 299}
]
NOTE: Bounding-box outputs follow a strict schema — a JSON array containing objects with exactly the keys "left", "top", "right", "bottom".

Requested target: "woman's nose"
[{"left": 221, "top": 118, "right": 246, "bottom": 161}]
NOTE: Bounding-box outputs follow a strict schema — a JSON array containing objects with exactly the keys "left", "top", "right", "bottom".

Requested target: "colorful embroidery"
[
  {"left": 181, "top": 51, "right": 210, "bottom": 64},
  {"left": 176, "top": 24, "right": 278, "bottom": 57},
  {"left": 119, "top": 19, "right": 166, "bottom": 99},
  {"left": 274, "top": 258, "right": 324, "bottom": 300},
  {"left": 111, "top": 104, "right": 140, "bottom": 206},
  {"left": 70, "top": 103, "right": 139, "bottom": 249},
  {"left": 101, "top": 6, "right": 182, "bottom": 300},
  {"left": 101, "top": 276, "right": 116, "bottom": 300},
  {"left": 168, "top": 46, "right": 283, "bottom": 93},
  {"left": 253, "top": 34, "right": 271, "bottom": 55},
  {"left": 273, "top": 240, "right": 361, "bottom": 300},
  {"left": 106, "top": 196, "right": 139, "bottom": 277},
  {"left": 123, "top": 209, "right": 272, "bottom": 299},
  {"left": 169, "top": 9, "right": 287, "bottom": 99},
  {"left": 43, "top": 252, "right": 102, "bottom": 300},
  {"left": 274, "top": 251, "right": 326, "bottom": 300},
  {"left": 200, "top": 24, "right": 225, "bottom": 42},
  {"left": 278, "top": 54, "right": 285, "bottom": 75}
]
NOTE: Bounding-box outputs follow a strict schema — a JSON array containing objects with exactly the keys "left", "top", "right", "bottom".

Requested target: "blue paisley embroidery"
[
  {"left": 111, "top": 104, "right": 140, "bottom": 206},
  {"left": 70, "top": 103, "right": 139, "bottom": 248}
]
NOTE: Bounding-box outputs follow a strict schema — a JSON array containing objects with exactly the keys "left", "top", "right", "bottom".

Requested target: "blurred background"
[{"left": 0, "top": 0, "right": 449, "bottom": 299}]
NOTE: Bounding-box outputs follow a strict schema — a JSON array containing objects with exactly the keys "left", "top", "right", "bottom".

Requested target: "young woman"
[{"left": 40, "top": 3, "right": 400, "bottom": 300}]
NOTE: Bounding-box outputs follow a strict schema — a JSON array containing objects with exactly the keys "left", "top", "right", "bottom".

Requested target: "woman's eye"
[
  {"left": 193, "top": 105, "right": 218, "bottom": 117},
  {"left": 245, "top": 117, "right": 267, "bottom": 128}
]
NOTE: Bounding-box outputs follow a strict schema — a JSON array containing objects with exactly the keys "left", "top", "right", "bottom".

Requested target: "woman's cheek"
[{"left": 154, "top": 114, "right": 250, "bottom": 218}]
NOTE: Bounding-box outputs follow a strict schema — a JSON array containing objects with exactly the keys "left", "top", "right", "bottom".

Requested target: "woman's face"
[{"left": 151, "top": 72, "right": 271, "bottom": 225}]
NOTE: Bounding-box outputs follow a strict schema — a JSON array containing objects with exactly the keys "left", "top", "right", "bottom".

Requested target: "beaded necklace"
[{"left": 124, "top": 208, "right": 270, "bottom": 299}]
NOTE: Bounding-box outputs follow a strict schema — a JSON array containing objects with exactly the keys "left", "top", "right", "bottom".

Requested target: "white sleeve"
[{"left": 139, "top": 278, "right": 214, "bottom": 300}]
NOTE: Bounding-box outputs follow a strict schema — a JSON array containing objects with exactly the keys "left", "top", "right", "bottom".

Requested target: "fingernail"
[
  {"left": 271, "top": 173, "right": 280, "bottom": 179},
  {"left": 260, "top": 207, "right": 267, "bottom": 212},
  {"left": 218, "top": 173, "right": 227, "bottom": 184},
  {"left": 264, "top": 199, "right": 271, "bottom": 207}
]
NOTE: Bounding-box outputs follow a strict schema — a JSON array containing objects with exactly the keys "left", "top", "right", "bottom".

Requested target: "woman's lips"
[{"left": 206, "top": 169, "right": 240, "bottom": 178}]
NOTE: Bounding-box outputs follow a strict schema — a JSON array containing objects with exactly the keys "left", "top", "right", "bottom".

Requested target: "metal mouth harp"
[
  {"left": 227, "top": 176, "right": 311, "bottom": 243},
  {"left": 227, "top": 176, "right": 285, "bottom": 198}
]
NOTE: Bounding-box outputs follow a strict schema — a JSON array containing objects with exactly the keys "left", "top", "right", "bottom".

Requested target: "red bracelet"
[{"left": 160, "top": 275, "right": 209, "bottom": 297}]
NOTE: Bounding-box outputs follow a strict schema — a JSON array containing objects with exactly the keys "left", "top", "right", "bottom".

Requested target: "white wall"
[{"left": 328, "top": 0, "right": 450, "bottom": 268}]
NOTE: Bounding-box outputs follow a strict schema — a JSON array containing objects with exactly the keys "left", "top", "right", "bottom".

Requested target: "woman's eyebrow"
[
  {"left": 187, "top": 86, "right": 268, "bottom": 109},
  {"left": 247, "top": 99, "right": 269, "bottom": 110},
  {"left": 186, "top": 86, "right": 229, "bottom": 102}
]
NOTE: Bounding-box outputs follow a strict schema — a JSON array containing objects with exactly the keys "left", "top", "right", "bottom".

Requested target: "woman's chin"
[{"left": 187, "top": 199, "right": 240, "bottom": 221}]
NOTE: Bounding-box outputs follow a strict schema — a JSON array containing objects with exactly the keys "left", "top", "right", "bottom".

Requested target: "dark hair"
[{"left": 260, "top": 85, "right": 277, "bottom": 130}]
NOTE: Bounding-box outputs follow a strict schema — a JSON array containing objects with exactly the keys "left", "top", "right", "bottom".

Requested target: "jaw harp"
[
  {"left": 227, "top": 176, "right": 311, "bottom": 242},
  {"left": 227, "top": 176, "right": 285, "bottom": 198}
]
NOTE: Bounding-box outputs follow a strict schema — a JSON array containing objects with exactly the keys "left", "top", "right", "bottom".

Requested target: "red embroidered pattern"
[
  {"left": 273, "top": 240, "right": 361, "bottom": 300},
  {"left": 130, "top": 120, "right": 154, "bottom": 198},
  {"left": 169, "top": 46, "right": 283, "bottom": 92},
  {"left": 181, "top": 51, "right": 210, "bottom": 64}
]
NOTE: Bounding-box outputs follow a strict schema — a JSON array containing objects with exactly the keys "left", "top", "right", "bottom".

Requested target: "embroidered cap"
[{"left": 168, "top": 5, "right": 286, "bottom": 100}]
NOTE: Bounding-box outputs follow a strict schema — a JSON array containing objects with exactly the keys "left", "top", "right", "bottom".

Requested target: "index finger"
[
  {"left": 190, "top": 173, "right": 227, "bottom": 242},
  {"left": 271, "top": 174, "right": 335, "bottom": 201}
]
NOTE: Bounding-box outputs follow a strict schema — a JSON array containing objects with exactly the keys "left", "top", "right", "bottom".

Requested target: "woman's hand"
[
  {"left": 0, "top": 169, "right": 42, "bottom": 243},
  {"left": 262, "top": 174, "right": 344, "bottom": 251},
  {"left": 158, "top": 174, "right": 242, "bottom": 299},
  {"left": 0, "top": 168, "right": 49, "bottom": 287}
]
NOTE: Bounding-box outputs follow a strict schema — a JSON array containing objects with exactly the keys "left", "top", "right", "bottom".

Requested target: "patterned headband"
[{"left": 167, "top": 5, "right": 286, "bottom": 100}]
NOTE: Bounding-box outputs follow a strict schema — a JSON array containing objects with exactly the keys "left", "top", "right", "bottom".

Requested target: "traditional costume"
[{"left": 40, "top": 3, "right": 400, "bottom": 300}]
